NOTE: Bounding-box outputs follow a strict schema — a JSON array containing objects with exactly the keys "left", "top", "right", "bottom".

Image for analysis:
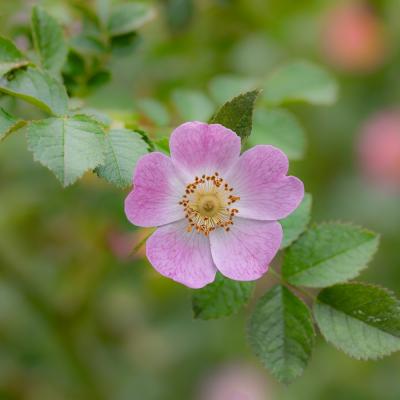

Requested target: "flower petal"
[
  {"left": 169, "top": 121, "right": 241, "bottom": 179},
  {"left": 226, "top": 145, "right": 304, "bottom": 220},
  {"left": 210, "top": 218, "right": 282, "bottom": 281},
  {"left": 125, "top": 152, "right": 185, "bottom": 227},
  {"left": 146, "top": 220, "right": 217, "bottom": 288}
]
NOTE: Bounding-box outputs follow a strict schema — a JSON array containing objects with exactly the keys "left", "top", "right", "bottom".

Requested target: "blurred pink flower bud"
[
  {"left": 358, "top": 109, "right": 400, "bottom": 190},
  {"left": 321, "top": 2, "right": 386, "bottom": 72},
  {"left": 107, "top": 228, "right": 150, "bottom": 261},
  {"left": 197, "top": 362, "right": 271, "bottom": 400}
]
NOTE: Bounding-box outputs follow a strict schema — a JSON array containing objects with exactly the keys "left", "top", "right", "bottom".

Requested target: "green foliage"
[
  {"left": 27, "top": 115, "right": 105, "bottom": 187},
  {"left": 282, "top": 223, "right": 379, "bottom": 287},
  {"left": 314, "top": 283, "right": 400, "bottom": 360},
  {"left": 0, "top": 67, "right": 68, "bottom": 115},
  {"left": 248, "top": 285, "right": 315, "bottom": 383},
  {"left": 164, "top": 0, "right": 194, "bottom": 32},
  {"left": 31, "top": 6, "right": 68, "bottom": 75},
  {"left": 1, "top": 1, "right": 400, "bottom": 393},
  {"left": 280, "top": 193, "right": 312, "bottom": 248},
  {"left": 87, "top": 69, "right": 111, "bottom": 90},
  {"left": 108, "top": 2, "right": 155, "bottom": 36},
  {"left": 0, "top": 108, "right": 17, "bottom": 141},
  {"left": 209, "top": 90, "right": 260, "bottom": 143},
  {"left": 208, "top": 74, "right": 257, "bottom": 105},
  {"left": 110, "top": 32, "right": 141, "bottom": 56},
  {"left": 192, "top": 274, "right": 255, "bottom": 320},
  {"left": 172, "top": 89, "right": 214, "bottom": 121},
  {"left": 137, "top": 98, "right": 170, "bottom": 126},
  {"left": 153, "top": 137, "right": 170, "bottom": 154},
  {"left": 264, "top": 60, "right": 338, "bottom": 106},
  {"left": 251, "top": 107, "right": 307, "bottom": 160},
  {"left": 0, "top": 36, "right": 30, "bottom": 76},
  {"left": 95, "top": 128, "right": 149, "bottom": 188}
]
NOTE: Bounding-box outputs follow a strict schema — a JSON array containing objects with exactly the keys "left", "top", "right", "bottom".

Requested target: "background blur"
[{"left": 1, "top": 0, "right": 400, "bottom": 399}]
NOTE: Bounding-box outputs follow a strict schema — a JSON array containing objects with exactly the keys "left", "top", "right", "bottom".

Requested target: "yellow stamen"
[{"left": 179, "top": 173, "right": 240, "bottom": 236}]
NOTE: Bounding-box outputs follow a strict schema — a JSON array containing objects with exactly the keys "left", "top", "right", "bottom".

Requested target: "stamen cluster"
[{"left": 179, "top": 172, "right": 240, "bottom": 236}]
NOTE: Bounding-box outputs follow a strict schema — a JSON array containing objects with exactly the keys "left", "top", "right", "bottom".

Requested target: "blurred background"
[{"left": 1, "top": 0, "right": 400, "bottom": 399}]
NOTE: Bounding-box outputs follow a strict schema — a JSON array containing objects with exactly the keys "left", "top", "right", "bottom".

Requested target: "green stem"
[
  {"left": 130, "top": 229, "right": 154, "bottom": 255},
  {"left": 269, "top": 267, "right": 316, "bottom": 301}
]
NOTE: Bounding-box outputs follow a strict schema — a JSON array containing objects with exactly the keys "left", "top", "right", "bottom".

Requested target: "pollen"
[{"left": 179, "top": 173, "right": 240, "bottom": 236}]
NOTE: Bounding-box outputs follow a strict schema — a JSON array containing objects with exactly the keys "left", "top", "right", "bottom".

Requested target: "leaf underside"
[
  {"left": 95, "top": 128, "right": 149, "bottom": 188},
  {"left": 27, "top": 115, "right": 105, "bottom": 186}
]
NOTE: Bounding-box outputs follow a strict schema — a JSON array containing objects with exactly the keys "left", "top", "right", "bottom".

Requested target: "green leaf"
[
  {"left": 135, "top": 129, "right": 154, "bottom": 152},
  {"left": 72, "top": 108, "right": 111, "bottom": 127},
  {"left": 209, "top": 90, "right": 260, "bottom": 143},
  {"left": 264, "top": 60, "right": 338, "bottom": 106},
  {"left": 172, "top": 89, "right": 214, "bottom": 122},
  {"left": 137, "top": 98, "right": 170, "bottom": 126},
  {"left": 87, "top": 70, "right": 111, "bottom": 90},
  {"left": 0, "top": 67, "right": 68, "bottom": 115},
  {"left": 0, "top": 35, "right": 30, "bottom": 76},
  {"left": 27, "top": 115, "right": 105, "bottom": 186},
  {"left": 95, "top": 128, "right": 149, "bottom": 188},
  {"left": 70, "top": 35, "right": 108, "bottom": 55},
  {"left": 31, "top": 6, "right": 68, "bottom": 75},
  {"left": 248, "top": 285, "right": 315, "bottom": 384},
  {"left": 63, "top": 50, "right": 85, "bottom": 77},
  {"left": 0, "top": 108, "right": 24, "bottom": 141},
  {"left": 280, "top": 193, "right": 312, "bottom": 249},
  {"left": 282, "top": 223, "right": 380, "bottom": 288},
  {"left": 111, "top": 32, "right": 141, "bottom": 56},
  {"left": 251, "top": 108, "right": 307, "bottom": 160},
  {"left": 108, "top": 3, "right": 155, "bottom": 36},
  {"left": 314, "top": 283, "right": 400, "bottom": 360},
  {"left": 164, "top": 0, "right": 194, "bottom": 32},
  {"left": 208, "top": 74, "right": 257, "bottom": 105},
  {"left": 192, "top": 273, "right": 254, "bottom": 320},
  {"left": 153, "top": 137, "right": 170, "bottom": 155}
]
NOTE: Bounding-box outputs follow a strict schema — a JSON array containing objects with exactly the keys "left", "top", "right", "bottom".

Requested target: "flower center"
[
  {"left": 198, "top": 195, "right": 219, "bottom": 216},
  {"left": 179, "top": 172, "right": 240, "bottom": 236}
]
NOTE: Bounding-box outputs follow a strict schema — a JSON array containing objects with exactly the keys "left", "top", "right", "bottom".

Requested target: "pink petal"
[
  {"left": 146, "top": 220, "right": 217, "bottom": 288},
  {"left": 226, "top": 145, "right": 304, "bottom": 220},
  {"left": 169, "top": 122, "right": 241, "bottom": 179},
  {"left": 125, "top": 152, "right": 185, "bottom": 227},
  {"left": 210, "top": 218, "right": 282, "bottom": 281}
]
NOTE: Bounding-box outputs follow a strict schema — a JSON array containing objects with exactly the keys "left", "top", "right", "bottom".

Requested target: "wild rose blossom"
[
  {"left": 358, "top": 109, "right": 400, "bottom": 189},
  {"left": 321, "top": 2, "right": 386, "bottom": 72},
  {"left": 125, "top": 122, "right": 304, "bottom": 288}
]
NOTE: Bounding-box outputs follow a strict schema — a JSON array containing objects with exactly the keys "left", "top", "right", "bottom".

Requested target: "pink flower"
[
  {"left": 321, "top": 2, "right": 386, "bottom": 72},
  {"left": 125, "top": 122, "right": 304, "bottom": 288},
  {"left": 197, "top": 362, "right": 272, "bottom": 400},
  {"left": 358, "top": 109, "right": 400, "bottom": 189}
]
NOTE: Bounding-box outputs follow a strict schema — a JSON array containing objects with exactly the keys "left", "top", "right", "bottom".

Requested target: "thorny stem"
[{"left": 269, "top": 267, "right": 316, "bottom": 301}]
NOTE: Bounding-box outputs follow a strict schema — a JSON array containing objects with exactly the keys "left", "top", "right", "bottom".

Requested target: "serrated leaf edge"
[
  {"left": 247, "top": 285, "right": 316, "bottom": 384},
  {"left": 314, "top": 282, "right": 400, "bottom": 360},
  {"left": 284, "top": 221, "right": 380, "bottom": 287}
]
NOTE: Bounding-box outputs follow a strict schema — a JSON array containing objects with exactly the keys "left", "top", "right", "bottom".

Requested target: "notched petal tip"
[
  {"left": 225, "top": 145, "right": 305, "bottom": 221},
  {"left": 169, "top": 121, "right": 241, "bottom": 177},
  {"left": 210, "top": 219, "right": 282, "bottom": 281},
  {"left": 146, "top": 220, "right": 217, "bottom": 288}
]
